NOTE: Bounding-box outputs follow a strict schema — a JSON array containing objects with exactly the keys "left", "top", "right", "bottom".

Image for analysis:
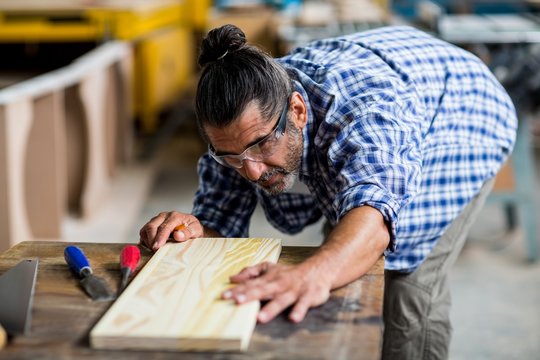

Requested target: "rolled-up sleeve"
[{"left": 329, "top": 95, "right": 424, "bottom": 252}]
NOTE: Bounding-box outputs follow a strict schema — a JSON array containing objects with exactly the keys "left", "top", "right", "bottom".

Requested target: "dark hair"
[{"left": 195, "top": 24, "right": 291, "bottom": 140}]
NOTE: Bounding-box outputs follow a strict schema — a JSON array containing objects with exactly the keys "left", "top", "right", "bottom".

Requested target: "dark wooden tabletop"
[{"left": 0, "top": 241, "right": 384, "bottom": 360}]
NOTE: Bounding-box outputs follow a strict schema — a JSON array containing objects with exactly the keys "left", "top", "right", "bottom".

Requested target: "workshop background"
[{"left": 0, "top": 0, "right": 539, "bottom": 358}]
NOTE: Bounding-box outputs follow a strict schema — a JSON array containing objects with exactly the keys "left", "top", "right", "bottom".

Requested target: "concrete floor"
[{"left": 65, "top": 120, "right": 540, "bottom": 359}]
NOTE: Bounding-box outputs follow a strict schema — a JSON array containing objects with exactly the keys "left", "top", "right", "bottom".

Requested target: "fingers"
[
  {"left": 139, "top": 212, "right": 167, "bottom": 250},
  {"left": 224, "top": 276, "right": 282, "bottom": 303},
  {"left": 138, "top": 212, "right": 201, "bottom": 251},
  {"left": 152, "top": 218, "right": 177, "bottom": 250},
  {"left": 260, "top": 289, "right": 328, "bottom": 323},
  {"left": 172, "top": 221, "right": 203, "bottom": 243},
  {"left": 289, "top": 294, "right": 312, "bottom": 323},
  {"left": 222, "top": 263, "right": 280, "bottom": 302},
  {"left": 258, "top": 291, "right": 297, "bottom": 323},
  {"left": 223, "top": 264, "right": 298, "bottom": 322},
  {"left": 222, "top": 263, "right": 332, "bottom": 324},
  {"left": 229, "top": 262, "right": 270, "bottom": 283}
]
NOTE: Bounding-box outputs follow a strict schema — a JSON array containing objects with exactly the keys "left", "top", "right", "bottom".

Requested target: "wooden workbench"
[{"left": 0, "top": 241, "right": 384, "bottom": 359}]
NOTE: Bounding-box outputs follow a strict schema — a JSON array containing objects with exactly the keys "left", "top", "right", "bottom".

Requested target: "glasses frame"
[{"left": 208, "top": 97, "right": 290, "bottom": 169}]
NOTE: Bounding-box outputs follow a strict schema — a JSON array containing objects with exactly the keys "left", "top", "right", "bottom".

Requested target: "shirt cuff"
[{"left": 336, "top": 185, "right": 401, "bottom": 252}]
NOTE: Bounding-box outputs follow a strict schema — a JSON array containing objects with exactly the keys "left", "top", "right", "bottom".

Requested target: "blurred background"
[{"left": 0, "top": 1, "right": 539, "bottom": 358}]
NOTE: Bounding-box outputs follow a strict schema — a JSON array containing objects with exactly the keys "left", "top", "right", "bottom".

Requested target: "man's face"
[{"left": 205, "top": 93, "right": 307, "bottom": 195}]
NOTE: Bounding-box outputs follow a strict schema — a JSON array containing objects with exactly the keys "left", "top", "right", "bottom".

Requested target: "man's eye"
[{"left": 258, "top": 137, "right": 278, "bottom": 151}]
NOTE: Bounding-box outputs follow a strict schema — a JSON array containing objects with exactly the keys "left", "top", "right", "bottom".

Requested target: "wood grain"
[
  {"left": 90, "top": 238, "right": 282, "bottom": 352},
  {"left": 0, "top": 322, "right": 6, "bottom": 349}
]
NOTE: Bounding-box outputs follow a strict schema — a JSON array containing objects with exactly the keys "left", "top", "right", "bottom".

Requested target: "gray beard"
[
  {"left": 257, "top": 168, "right": 298, "bottom": 196},
  {"left": 256, "top": 122, "right": 302, "bottom": 196}
]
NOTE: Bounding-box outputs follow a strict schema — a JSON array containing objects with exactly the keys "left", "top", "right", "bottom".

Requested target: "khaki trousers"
[{"left": 382, "top": 178, "right": 495, "bottom": 360}]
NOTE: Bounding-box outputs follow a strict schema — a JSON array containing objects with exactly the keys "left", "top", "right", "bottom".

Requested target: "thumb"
[{"left": 172, "top": 223, "right": 198, "bottom": 242}]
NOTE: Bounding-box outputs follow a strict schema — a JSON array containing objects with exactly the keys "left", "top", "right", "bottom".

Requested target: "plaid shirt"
[{"left": 192, "top": 26, "right": 517, "bottom": 272}]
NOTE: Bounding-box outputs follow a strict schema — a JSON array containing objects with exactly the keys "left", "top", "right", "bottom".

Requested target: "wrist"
[{"left": 299, "top": 253, "right": 338, "bottom": 290}]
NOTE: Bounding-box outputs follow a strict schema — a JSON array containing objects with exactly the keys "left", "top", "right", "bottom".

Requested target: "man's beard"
[
  {"left": 256, "top": 123, "right": 302, "bottom": 196},
  {"left": 257, "top": 167, "right": 298, "bottom": 196}
]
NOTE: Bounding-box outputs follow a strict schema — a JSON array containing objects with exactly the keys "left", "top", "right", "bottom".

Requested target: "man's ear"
[{"left": 290, "top": 92, "right": 308, "bottom": 129}]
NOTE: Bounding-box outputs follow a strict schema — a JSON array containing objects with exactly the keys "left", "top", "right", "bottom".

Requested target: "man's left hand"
[{"left": 222, "top": 262, "right": 332, "bottom": 323}]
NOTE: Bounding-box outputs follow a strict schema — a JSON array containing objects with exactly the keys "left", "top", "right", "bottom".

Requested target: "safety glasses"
[{"left": 208, "top": 98, "right": 289, "bottom": 169}]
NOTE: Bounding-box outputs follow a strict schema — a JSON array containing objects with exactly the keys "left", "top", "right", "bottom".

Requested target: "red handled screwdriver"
[{"left": 118, "top": 245, "right": 141, "bottom": 295}]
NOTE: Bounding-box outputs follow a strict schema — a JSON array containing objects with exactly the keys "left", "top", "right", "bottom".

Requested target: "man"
[{"left": 140, "top": 24, "right": 517, "bottom": 358}]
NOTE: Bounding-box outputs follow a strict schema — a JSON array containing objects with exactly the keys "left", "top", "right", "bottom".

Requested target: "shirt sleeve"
[
  {"left": 327, "top": 91, "right": 424, "bottom": 252},
  {"left": 192, "top": 153, "right": 257, "bottom": 237}
]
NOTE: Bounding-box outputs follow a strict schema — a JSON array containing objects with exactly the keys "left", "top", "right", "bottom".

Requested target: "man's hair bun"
[
  {"left": 195, "top": 23, "right": 291, "bottom": 132},
  {"left": 198, "top": 24, "right": 247, "bottom": 67}
]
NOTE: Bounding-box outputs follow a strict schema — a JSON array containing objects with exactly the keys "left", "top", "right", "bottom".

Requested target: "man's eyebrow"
[
  {"left": 245, "top": 132, "right": 269, "bottom": 148},
  {"left": 246, "top": 114, "right": 282, "bottom": 148},
  {"left": 240, "top": 119, "right": 277, "bottom": 150},
  {"left": 212, "top": 131, "right": 268, "bottom": 156}
]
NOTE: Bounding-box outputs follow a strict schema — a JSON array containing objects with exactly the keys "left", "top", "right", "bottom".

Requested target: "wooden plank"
[{"left": 90, "top": 238, "right": 282, "bottom": 352}]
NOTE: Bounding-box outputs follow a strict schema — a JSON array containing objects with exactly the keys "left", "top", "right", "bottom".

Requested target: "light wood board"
[
  {"left": 0, "top": 322, "right": 6, "bottom": 349},
  {"left": 90, "top": 238, "right": 282, "bottom": 352}
]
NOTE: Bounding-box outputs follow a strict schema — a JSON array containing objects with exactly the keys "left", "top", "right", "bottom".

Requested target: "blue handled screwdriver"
[{"left": 64, "top": 246, "right": 115, "bottom": 301}]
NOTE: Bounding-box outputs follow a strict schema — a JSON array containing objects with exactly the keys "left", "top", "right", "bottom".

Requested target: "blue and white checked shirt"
[{"left": 192, "top": 26, "right": 517, "bottom": 272}]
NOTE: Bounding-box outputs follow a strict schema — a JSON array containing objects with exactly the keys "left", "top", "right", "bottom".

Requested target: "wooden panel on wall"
[
  {"left": 78, "top": 70, "right": 111, "bottom": 219},
  {"left": 104, "top": 65, "right": 118, "bottom": 178},
  {"left": 25, "top": 91, "right": 66, "bottom": 238},
  {"left": 113, "top": 51, "right": 135, "bottom": 165},
  {"left": 0, "top": 41, "right": 133, "bottom": 248},
  {"left": 0, "top": 100, "right": 34, "bottom": 251},
  {"left": 91, "top": 238, "right": 282, "bottom": 352},
  {"left": 64, "top": 85, "right": 87, "bottom": 214}
]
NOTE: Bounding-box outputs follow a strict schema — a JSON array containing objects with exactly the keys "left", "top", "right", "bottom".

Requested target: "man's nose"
[{"left": 242, "top": 159, "right": 265, "bottom": 182}]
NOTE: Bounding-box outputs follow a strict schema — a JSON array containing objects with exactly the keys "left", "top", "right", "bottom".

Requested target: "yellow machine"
[{"left": 0, "top": 0, "right": 211, "bottom": 133}]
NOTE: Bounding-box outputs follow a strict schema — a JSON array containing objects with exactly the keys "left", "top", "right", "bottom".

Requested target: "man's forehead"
[
  {"left": 206, "top": 102, "right": 268, "bottom": 134},
  {"left": 204, "top": 101, "right": 274, "bottom": 150}
]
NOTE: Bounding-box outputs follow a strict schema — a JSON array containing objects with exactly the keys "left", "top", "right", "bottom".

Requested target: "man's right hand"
[{"left": 139, "top": 211, "right": 204, "bottom": 251}]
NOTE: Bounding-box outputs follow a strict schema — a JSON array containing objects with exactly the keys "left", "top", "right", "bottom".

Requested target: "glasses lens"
[
  {"left": 222, "top": 156, "right": 242, "bottom": 168},
  {"left": 256, "top": 136, "right": 281, "bottom": 156}
]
